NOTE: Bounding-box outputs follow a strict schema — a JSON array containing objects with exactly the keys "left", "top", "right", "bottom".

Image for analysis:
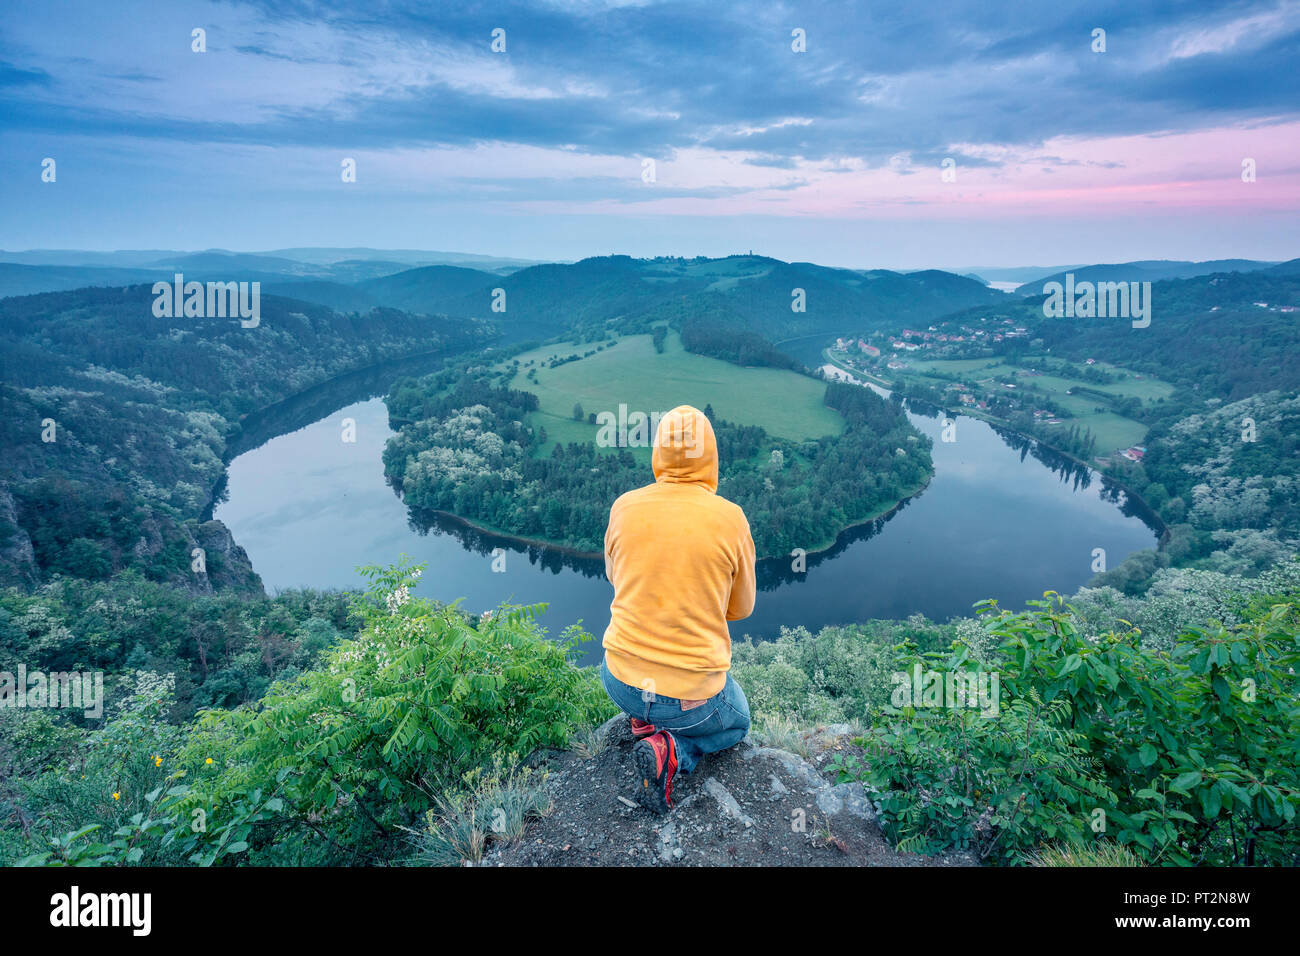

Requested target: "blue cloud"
[
  {"left": 0, "top": 61, "right": 52, "bottom": 88},
  {"left": 1, "top": 0, "right": 1295, "bottom": 163}
]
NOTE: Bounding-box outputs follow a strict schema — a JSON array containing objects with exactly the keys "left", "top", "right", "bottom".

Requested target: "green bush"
[
  {"left": 13, "top": 559, "right": 614, "bottom": 866},
  {"left": 11, "top": 672, "right": 189, "bottom": 866},
  {"left": 834, "top": 593, "right": 1300, "bottom": 865},
  {"left": 167, "top": 559, "right": 613, "bottom": 863},
  {"left": 733, "top": 618, "right": 957, "bottom": 726}
]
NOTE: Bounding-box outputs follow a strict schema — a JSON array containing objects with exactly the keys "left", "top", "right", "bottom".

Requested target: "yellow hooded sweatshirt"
[{"left": 602, "top": 405, "right": 756, "bottom": 700}]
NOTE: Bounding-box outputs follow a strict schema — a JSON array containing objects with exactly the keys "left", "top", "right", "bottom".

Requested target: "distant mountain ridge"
[
  {"left": 3, "top": 250, "right": 1292, "bottom": 358},
  {"left": 349, "top": 254, "right": 1008, "bottom": 344},
  {"left": 1013, "top": 259, "right": 1279, "bottom": 294},
  {"left": 0, "top": 246, "right": 549, "bottom": 270},
  {"left": 0, "top": 248, "right": 546, "bottom": 297},
  {"left": 0, "top": 250, "right": 1009, "bottom": 346}
]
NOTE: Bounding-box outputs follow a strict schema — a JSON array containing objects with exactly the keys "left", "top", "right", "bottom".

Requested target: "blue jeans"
[{"left": 600, "top": 657, "right": 751, "bottom": 774}]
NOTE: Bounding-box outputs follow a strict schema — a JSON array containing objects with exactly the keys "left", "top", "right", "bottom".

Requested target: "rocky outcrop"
[
  {"left": 0, "top": 487, "right": 39, "bottom": 589},
  {"left": 485, "top": 716, "right": 977, "bottom": 867},
  {"left": 126, "top": 516, "right": 262, "bottom": 596},
  {"left": 183, "top": 520, "right": 263, "bottom": 596}
]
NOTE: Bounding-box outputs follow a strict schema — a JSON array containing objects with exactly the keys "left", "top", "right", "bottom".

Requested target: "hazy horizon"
[{"left": 0, "top": 245, "right": 1288, "bottom": 277}]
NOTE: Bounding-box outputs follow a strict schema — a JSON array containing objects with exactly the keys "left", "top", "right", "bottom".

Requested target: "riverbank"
[
  {"left": 820, "top": 347, "right": 1167, "bottom": 543},
  {"left": 407, "top": 466, "right": 933, "bottom": 565},
  {"left": 201, "top": 343, "right": 482, "bottom": 523}
]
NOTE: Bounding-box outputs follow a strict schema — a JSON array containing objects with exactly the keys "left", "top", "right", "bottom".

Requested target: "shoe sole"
[{"left": 632, "top": 739, "right": 672, "bottom": 814}]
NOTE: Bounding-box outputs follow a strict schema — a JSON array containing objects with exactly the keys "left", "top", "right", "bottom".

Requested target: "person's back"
[{"left": 600, "top": 404, "right": 755, "bottom": 812}]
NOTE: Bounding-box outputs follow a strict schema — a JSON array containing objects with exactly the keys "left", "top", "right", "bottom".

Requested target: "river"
[{"left": 214, "top": 364, "right": 1159, "bottom": 663}]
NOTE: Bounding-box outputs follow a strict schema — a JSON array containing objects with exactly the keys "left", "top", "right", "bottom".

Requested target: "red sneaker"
[
  {"left": 629, "top": 717, "right": 657, "bottom": 740},
  {"left": 632, "top": 731, "right": 678, "bottom": 813}
]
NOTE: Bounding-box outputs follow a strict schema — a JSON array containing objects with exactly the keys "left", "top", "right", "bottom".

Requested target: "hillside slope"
[
  {"left": 0, "top": 284, "right": 495, "bottom": 590},
  {"left": 356, "top": 255, "right": 1009, "bottom": 344},
  {"left": 359, "top": 264, "right": 500, "bottom": 314},
  {"left": 1014, "top": 258, "right": 1279, "bottom": 294}
]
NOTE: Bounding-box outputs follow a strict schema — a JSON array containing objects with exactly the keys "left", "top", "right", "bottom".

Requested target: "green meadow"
[
  {"left": 891, "top": 355, "right": 1171, "bottom": 454},
  {"left": 502, "top": 331, "right": 843, "bottom": 459},
  {"left": 905, "top": 356, "right": 1174, "bottom": 403}
]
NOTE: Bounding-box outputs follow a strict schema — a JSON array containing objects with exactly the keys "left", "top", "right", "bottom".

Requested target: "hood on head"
[{"left": 651, "top": 404, "right": 718, "bottom": 493}]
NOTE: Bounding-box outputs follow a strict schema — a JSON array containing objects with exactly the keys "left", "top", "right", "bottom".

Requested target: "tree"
[{"left": 572, "top": 403, "right": 584, "bottom": 421}]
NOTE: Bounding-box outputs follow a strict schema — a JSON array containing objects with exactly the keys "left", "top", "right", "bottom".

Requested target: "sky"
[{"left": 1, "top": 0, "right": 1297, "bottom": 269}]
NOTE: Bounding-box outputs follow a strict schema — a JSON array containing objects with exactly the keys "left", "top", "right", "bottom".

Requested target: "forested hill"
[
  {"left": 1012, "top": 258, "right": 1279, "bottom": 294},
  {"left": 426, "top": 255, "right": 1006, "bottom": 344},
  {"left": 1035, "top": 269, "right": 1300, "bottom": 401},
  {"left": 0, "top": 284, "right": 495, "bottom": 590},
  {"left": 11, "top": 253, "right": 1005, "bottom": 346},
  {"left": 632, "top": 259, "right": 1006, "bottom": 345},
  {"left": 918, "top": 265, "right": 1300, "bottom": 400}
]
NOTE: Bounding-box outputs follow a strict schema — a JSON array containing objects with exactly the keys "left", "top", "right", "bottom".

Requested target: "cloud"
[
  {"left": 0, "top": 0, "right": 1296, "bottom": 261},
  {"left": 0, "top": 60, "right": 52, "bottom": 88},
  {"left": 3, "top": 0, "right": 1296, "bottom": 162}
]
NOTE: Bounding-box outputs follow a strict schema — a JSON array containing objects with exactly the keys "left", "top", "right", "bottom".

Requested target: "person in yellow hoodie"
[{"left": 600, "top": 404, "right": 756, "bottom": 812}]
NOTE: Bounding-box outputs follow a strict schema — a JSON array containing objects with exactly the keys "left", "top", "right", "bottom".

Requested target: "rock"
[
  {"left": 830, "top": 782, "right": 879, "bottom": 824},
  {"left": 598, "top": 714, "right": 629, "bottom": 745},
  {"left": 657, "top": 820, "right": 682, "bottom": 863},
  {"left": 0, "top": 487, "right": 39, "bottom": 589},
  {"left": 703, "top": 777, "right": 755, "bottom": 828},
  {"left": 191, "top": 519, "right": 262, "bottom": 594},
  {"left": 816, "top": 788, "right": 844, "bottom": 816},
  {"left": 745, "top": 743, "right": 878, "bottom": 825},
  {"left": 744, "top": 745, "right": 830, "bottom": 794}
]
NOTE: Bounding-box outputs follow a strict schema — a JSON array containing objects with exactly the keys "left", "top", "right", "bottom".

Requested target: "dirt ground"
[{"left": 484, "top": 717, "right": 978, "bottom": 867}]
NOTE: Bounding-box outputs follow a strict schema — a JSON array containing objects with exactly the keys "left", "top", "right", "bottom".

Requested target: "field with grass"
[
  {"left": 502, "top": 331, "right": 843, "bottom": 458},
  {"left": 1039, "top": 412, "right": 1146, "bottom": 453},
  {"left": 890, "top": 354, "right": 1172, "bottom": 454},
  {"left": 904, "top": 357, "right": 1175, "bottom": 404}
]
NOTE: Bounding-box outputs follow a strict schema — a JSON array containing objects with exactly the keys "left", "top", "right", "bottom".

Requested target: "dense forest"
[
  {"left": 0, "top": 285, "right": 494, "bottom": 589},
  {"left": 1094, "top": 390, "right": 1300, "bottom": 591},
  {"left": 679, "top": 315, "right": 802, "bottom": 370},
  {"left": 382, "top": 374, "right": 932, "bottom": 558}
]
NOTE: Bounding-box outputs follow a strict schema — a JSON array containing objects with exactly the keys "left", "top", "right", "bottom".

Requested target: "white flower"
[{"left": 385, "top": 584, "right": 410, "bottom": 614}]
